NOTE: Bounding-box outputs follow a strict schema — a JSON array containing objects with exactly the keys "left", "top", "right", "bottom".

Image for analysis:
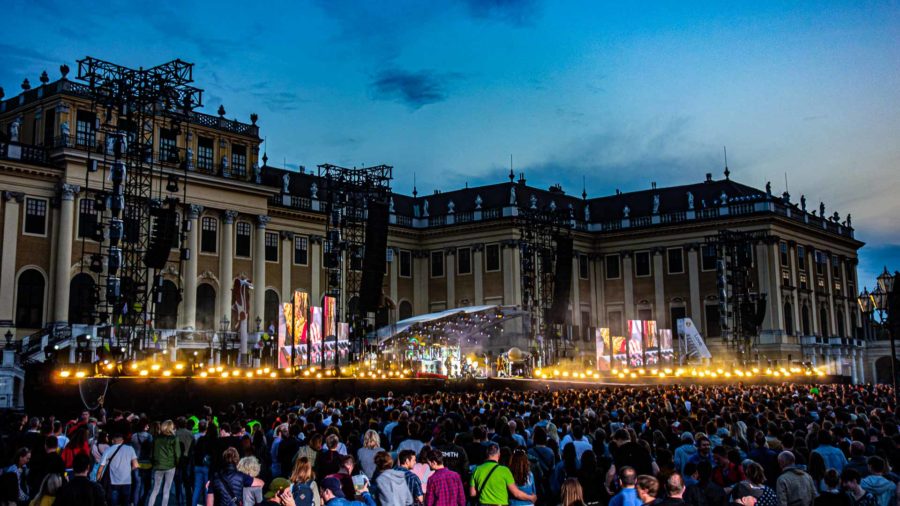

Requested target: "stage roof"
[{"left": 375, "top": 305, "right": 526, "bottom": 345}]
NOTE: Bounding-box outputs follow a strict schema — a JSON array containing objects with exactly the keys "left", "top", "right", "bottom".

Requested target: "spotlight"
[{"left": 166, "top": 174, "right": 179, "bottom": 193}]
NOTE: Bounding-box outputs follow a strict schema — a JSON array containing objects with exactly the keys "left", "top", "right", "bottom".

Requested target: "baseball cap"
[
  {"left": 322, "top": 477, "right": 345, "bottom": 498},
  {"left": 265, "top": 478, "right": 292, "bottom": 500}
]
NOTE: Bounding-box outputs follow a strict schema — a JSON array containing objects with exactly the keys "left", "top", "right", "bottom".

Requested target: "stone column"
[
  {"left": 389, "top": 247, "right": 399, "bottom": 321},
  {"left": 850, "top": 349, "right": 858, "bottom": 384},
  {"left": 588, "top": 255, "right": 599, "bottom": 327},
  {"left": 310, "top": 236, "right": 322, "bottom": 303},
  {"left": 473, "top": 245, "right": 484, "bottom": 305},
  {"left": 181, "top": 204, "right": 202, "bottom": 330},
  {"left": 281, "top": 232, "right": 293, "bottom": 309},
  {"left": 252, "top": 215, "right": 269, "bottom": 328},
  {"left": 857, "top": 351, "right": 865, "bottom": 383},
  {"left": 826, "top": 254, "right": 837, "bottom": 335},
  {"left": 53, "top": 183, "right": 80, "bottom": 324},
  {"left": 446, "top": 249, "right": 456, "bottom": 309},
  {"left": 569, "top": 253, "right": 584, "bottom": 328},
  {"left": 840, "top": 259, "right": 851, "bottom": 337},
  {"left": 0, "top": 193, "right": 23, "bottom": 332},
  {"left": 789, "top": 244, "right": 802, "bottom": 335},
  {"left": 219, "top": 211, "right": 237, "bottom": 322},
  {"left": 687, "top": 247, "right": 701, "bottom": 325},
  {"left": 623, "top": 253, "right": 635, "bottom": 322},
  {"left": 413, "top": 253, "right": 428, "bottom": 315},
  {"left": 653, "top": 250, "right": 665, "bottom": 327}
]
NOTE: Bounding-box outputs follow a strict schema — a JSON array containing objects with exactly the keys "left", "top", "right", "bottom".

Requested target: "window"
[
  {"left": 605, "top": 254, "right": 621, "bottom": 280},
  {"left": 797, "top": 246, "right": 806, "bottom": 271},
  {"left": 196, "top": 283, "right": 216, "bottom": 330},
  {"left": 236, "top": 221, "right": 251, "bottom": 257},
  {"left": 200, "top": 217, "right": 217, "bottom": 253},
  {"left": 635, "top": 251, "right": 651, "bottom": 277},
  {"left": 820, "top": 307, "right": 829, "bottom": 336},
  {"left": 197, "top": 137, "right": 214, "bottom": 172},
  {"left": 607, "top": 310, "right": 623, "bottom": 336},
  {"left": 704, "top": 304, "right": 721, "bottom": 338},
  {"left": 667, "top": 247, "right": 684, "bottom": 274},
  {"left": 485, "top": 244, "right": 501, "bottom": 272},
  {"left": 670, "top": 306, "right": 686, "bottom": 336},
  {"left": 578, "top": 254, "right": 589, "bottom": 280},
  {"left": 701, "top": 244, "right": 717, "bottom": 271},
  {"left": 581, "top": 310, "right": 592, "bottom": 340},
  {"left": 293, "top": 236, "right": 309, "bottom": 265},
  {"left": 430, "top": 250, "right": 444, "bottom": 278},
  {"left": 68, "top": 273, "right": 96, "bottom": 325},
  {"left": 265, "top": 232, "right": 279, "bottom": 262},
  {"left": 75, "top": 110, "right": 96, "bottom": 147},
  {"left": 231, "top": 144, "right": 247, "bottom": 176},
  {"left": 457, "top": 247, "right": 472, "bottom": 275},
  {"left": 77, "top": 198, "right": 98, "bottom": 239},
  {"left": 159, "top": 128, "right": 178, "bottom": 163},
  {"left": 15, "top": 269, "right": 45, "bottom": 328},
  {"left": 780, "top": 242, "right": 789, "bottom": 266},
  {"left": 399, "top": 250, "right": 412, "bottom": 278},
  {"left": 831, "top": 255, "right": 840, "bottom": 273},
  {"left": 24, "top": 197, "right": 47, "bottom": 235},
  {"left": 815, "top": 251, "right": 826, "bottom": 276},
  {"left": 801, "top": 305, "right": 810, "bottom": 335},
  {"left": 784, "top": 302, "right": 794, "bottom": 335}
]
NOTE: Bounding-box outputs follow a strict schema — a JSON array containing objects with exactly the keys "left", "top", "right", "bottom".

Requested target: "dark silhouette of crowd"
[{"left": 0, "top": 383, "right": 898, "bottom": 506}]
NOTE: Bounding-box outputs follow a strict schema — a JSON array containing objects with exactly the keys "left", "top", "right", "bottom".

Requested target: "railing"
[
  {"left": 661, "top": 211, "right": 686, "bottom": 224},
  {"left": 729, "top": 203, "right": 755, "bottom": 215},
  {"left": 482, "top": 208, "right": 501, "bottom": 220},
  {"left": 395, "top": 215, "right": 412, "bottom": 227},
  {"left": 631, "top": 216, "right": 652, "bottom": 227},
  {"left": 290, "top": 196, "right": 311, "bottom": 210},
  {"left": 428, "top": 215, "right": 447, "bottom": 227},
  {"left": 0, "top": 141, "right": 49, "bottom": 165},
  {"left": 601, "top": 220, "right": 621, "bottom": 231},
  {"left": 456, "top": 211, "right": 474, "bottom": 223},
  {"left": 697, "top": 208, "right": 720, "bottom": 219},
  {"left": 0, "top": 79, "right": 259, "bottom": 137}
]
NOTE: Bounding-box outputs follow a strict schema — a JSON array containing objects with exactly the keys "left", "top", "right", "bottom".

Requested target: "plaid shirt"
[
  {"left": 424, "top": 467, "right": 466, "bottom": 506},
  {"left": 400, "top": 467, "right": 425, "bottom": 506}
]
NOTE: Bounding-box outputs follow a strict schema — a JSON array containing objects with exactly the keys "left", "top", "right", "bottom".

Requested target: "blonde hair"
[
  {"left": 363, "top": 429, "right": 381, "bottom": 449},
  {"left": 32, "top": 473, "right": 63, "bottom": 504},
  {"left": 161, "top": 420, "right": 175, "bottom": 436},
  {"left": 237, "top": 456, "right": 261, "bottom": 478},
  {"left": 560, "top": 478, "right": 584, "bottom": 506},
  {"left": 290, "top": 456, "right": 315, "bottom": 484}
]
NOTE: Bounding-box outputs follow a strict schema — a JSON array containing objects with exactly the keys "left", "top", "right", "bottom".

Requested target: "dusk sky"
[{"left": 3, "top": 0, "right": 898, "bottom": 286}]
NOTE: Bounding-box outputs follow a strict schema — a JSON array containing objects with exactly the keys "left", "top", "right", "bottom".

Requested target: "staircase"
[{"left": 18, "top": 324, "right": 72, "bottom": 364}]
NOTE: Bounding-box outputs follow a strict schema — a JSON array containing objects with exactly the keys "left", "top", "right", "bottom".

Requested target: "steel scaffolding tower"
[{"left": 75, "top": 57, "right": 202, "bottom": 359}]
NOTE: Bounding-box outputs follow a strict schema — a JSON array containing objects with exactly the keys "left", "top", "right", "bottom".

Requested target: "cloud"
[
  {"left": 460, "top": 0, "right": 542, "bottom": 26},
  {"left": 369, "top": 68, "right": 462, "bottom": 109}
]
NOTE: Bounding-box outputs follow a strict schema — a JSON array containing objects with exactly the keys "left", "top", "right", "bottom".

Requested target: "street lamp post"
[{"left": 872, "top": 267, "right": 897, "bottom": 403}]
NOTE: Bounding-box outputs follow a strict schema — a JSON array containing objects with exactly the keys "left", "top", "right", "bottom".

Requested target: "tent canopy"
[{"left": 375, "top": 305, "right": 525, "bottom": 346}]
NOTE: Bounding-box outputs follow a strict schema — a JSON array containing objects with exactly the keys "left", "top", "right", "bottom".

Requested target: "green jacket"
[{"left": 152, "top": 435, "right": 182, "bottom": 470}]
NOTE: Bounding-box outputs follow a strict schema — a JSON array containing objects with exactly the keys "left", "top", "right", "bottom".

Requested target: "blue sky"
[{"left": 2, "top": 0, "right": 898, "bottom": 286}]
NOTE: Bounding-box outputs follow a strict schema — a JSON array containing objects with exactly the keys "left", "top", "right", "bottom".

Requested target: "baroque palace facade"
[{"left": 0, "top": 64, "right": 884, "bottom": 384}]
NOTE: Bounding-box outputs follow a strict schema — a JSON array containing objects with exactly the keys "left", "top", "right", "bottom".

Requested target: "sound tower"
[
  {"left": 548, "top": 235, "right": 573, "bottom": 324},
  {"left": 144, "top": 204, "right": 179, "bottom": 269},
  {"left": 359, "top": 199, "right": 389, "bottom": 313}
]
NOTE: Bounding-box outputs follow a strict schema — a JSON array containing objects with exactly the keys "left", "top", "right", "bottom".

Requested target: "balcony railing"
[{"left": 0, "top": 141, "right": 49, "bottom": 165}]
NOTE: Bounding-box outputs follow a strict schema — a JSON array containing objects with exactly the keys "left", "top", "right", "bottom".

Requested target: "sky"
[{"left": 2, "top": 0, "right": 898, "bottom": 287}]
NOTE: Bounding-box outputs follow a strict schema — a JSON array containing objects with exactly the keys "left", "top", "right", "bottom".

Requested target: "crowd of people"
[{"left": 0, "top": 383, "right": 898, "bottom": 506}]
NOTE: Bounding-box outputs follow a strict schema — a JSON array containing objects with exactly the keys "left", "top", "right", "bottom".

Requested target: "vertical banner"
[
  {"left": 627, "top": 320, "right": 644, "bottom": 367},
  {"left": 338, "top": 322, "right": 350, "bottom": 363},
  {"left": 596, "top": 328, "right": 611, "bottom": 371},
  {"left": 612, "top": 335, "right": 627, "bottom": 369},
  {"left": 293, "top": 291, "right": 309, "bottom": 366},
  {"left": 643, "top": 320, "right": 658, "bottom": 366},
  {"left": 659, "top": 329, "right": 674, "bottom": 365},
  {"left": 310, "top": 306, "right": 323, "bottom": 365},
  {"left": 278, "top": 303, "right": 291, "bottom": 368},
  {"left": 323, "top": 296, "right": 337, "bottom": 339}
]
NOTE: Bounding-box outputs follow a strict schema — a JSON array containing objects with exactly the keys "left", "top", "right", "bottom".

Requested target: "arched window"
[
  {"left": 376, "top": 306, "right": 389, "bottom": 329},
  {"left": 784, "top": 302, "right": 794, "bottom": 336},
  {"left": 850, "top": 312, "right": 858, "bottom": 339},
  {"left": 264, "top": 289, "right": 279, "bottom": 332},
  {"left": 801, "top": 305, "right": 811, "bottom": 336},
  {"left": 399, "top": 300, "right": 413, "bottom": 321},
  {"left": 15, "top": 269, "right": 45, "bottom": 328},
  {"left": 69, "top": 273, "right": 96, "bottom": 325},
  {"left": 196, "top": 284, "right": 216, "bottom": 330},
  {"left": 836, "top": 310, "right": 845, "bottom": 338},
  {"left": 820, "top": 307, "right": 829, "bottom": 337},
  {"left": 156, "top": 280, "right": 180, "bottom": 329}
]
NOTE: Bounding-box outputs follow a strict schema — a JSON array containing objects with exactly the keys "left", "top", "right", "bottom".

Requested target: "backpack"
[{"left": 292, "top": 481, "right": 315, "bottom": 506}]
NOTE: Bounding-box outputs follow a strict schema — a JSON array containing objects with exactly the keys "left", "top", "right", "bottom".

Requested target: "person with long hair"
[
  {"left": 60, "top": 427, "right": 89, "bottom": 471},
  {"left": 560, "top": 478, "right": 585, "bottom": 506},
  {"left": 237, "top": 456, "right": 263, "bottom": 506},
  {"left": 289, "top": 456, "right": 321, "bottom": 506},
  {"left": 552, "top": 443, "right": 579, "bottom": 498},
  {"left": 29, "top": 473, "right": 62, "bottom": 506},
  {"left": 357, "top": 430, "right": 384, "bottom": 479},
  {"left": 146, "top": 420, "right": 182, "bottom": 506},
  {"left": 510, "top": 449, "right": 536, "bottom": 506},
  {"left": 577, "top": 451, "right": 603, "bottom": 505}
]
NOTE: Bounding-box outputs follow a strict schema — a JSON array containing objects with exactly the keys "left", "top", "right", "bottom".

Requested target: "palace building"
[{"left": 0, "top": 62, "right": 886, "bottom": 387}]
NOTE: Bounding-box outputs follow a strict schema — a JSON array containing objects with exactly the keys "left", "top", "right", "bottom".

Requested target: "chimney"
[
  {"left": 705, "top": 173, "right": 712, "bottom": 183},
  {"left": 651, "top": 182, "right": 657, "bottom": 190}
]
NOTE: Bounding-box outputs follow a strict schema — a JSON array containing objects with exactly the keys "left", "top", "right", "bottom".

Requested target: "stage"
[{"left": 23, "top": 365, "right": 847, "bottom": 415}]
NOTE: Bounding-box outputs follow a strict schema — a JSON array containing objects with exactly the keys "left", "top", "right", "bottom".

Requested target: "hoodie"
[
  {"left": 375, "top": 468, "right": 414, "bottom": 506},
  {"left": 860, "top": 475, "right": 897, "bottom": 506}
]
